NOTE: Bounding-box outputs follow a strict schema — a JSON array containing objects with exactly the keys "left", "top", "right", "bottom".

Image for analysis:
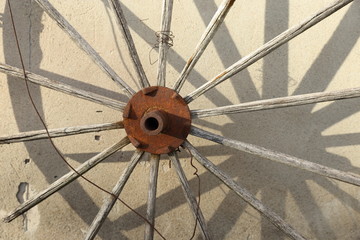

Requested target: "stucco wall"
[{"left": 1, "top": 1, "right": 360, "bottom": 239}]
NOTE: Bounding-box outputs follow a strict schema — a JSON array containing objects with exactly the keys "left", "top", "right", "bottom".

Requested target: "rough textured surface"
[
  {"left": 0, "top": 0, "right": 360, "bottom": 239},
  {"left": 123, "top": 86, "right": 191, "bottom": 154}
]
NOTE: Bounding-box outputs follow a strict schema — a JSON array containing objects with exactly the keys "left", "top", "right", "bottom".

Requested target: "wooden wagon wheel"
[{"left": 1, "top": 0, "right": 359, "bottom": 239}]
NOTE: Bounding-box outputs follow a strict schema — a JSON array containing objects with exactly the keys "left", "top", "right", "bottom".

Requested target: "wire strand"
[
  {"left": 181, "top": 145, "right": 202, "bottom": 240},
  {"left": 7, "top": 1, "right": 165, "bottom": 239},
  {"left": 149, "top": 30, "right": 175, "bottom": 65}
]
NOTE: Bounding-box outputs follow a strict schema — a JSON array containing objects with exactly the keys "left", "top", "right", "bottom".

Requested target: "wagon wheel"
[{"left": 1, "top": 0, "right": 360, "bottom": 239}]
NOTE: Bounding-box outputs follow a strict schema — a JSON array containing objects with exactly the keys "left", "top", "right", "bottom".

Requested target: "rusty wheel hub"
[{"left": 123, "top": 86, "right": 191, "bottom": 154}]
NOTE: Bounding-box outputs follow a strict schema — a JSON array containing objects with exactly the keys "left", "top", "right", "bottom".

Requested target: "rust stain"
[
  {"left": 123, "top": 86, "right": 191, "bottom": 154},
  {"left": 215, "top": 70, "right": 228, "bottom": 80}
]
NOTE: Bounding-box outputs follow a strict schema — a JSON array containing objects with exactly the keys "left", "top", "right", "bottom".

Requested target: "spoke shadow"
[
  {"left": 111, "top": 1, "right": 360, "bottom": 239},
  {"left": 3, "top": 1, "right": 360, "bottom": 240},
  {"left": 2, "top": 1, "right": 129, "bottom": 239}
]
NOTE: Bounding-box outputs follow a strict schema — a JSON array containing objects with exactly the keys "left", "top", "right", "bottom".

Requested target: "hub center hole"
[{"left": 145, "top": 117, "right": 159, "bottom": 131}]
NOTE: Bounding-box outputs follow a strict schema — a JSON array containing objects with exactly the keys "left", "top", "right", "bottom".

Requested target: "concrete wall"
[{"left": 0, "top": 0, "right": 359, "bottom": 239}]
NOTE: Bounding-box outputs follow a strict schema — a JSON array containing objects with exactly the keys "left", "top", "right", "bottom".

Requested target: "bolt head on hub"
[{"left": 123, "top": 86, "right": 191, "bottom": 154}]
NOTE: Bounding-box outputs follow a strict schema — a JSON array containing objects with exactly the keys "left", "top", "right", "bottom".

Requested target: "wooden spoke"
[
  {"left": 157, "top": 0, "right": 174, "bottom": 87},
  {"left": 0, "top": 63, "right": 125, "bottom": 111},
  {"left": 190, "top": 126, "right": 360, "bottom": 187},
  {"left": 184, "top": 0, "right": 354, "bottom": 103},
  {"left": 183, "top": 141, "right": 306, "bottom": 240},
  {"left": 108, "top": 0, "right": 150, "bottom": 89},
  {"left": 0, "top": 122, "right": 123, "bottom": 144},
  {"left": 172, "top": 0, "right": 235, "bottom": 92},
  {"left": 34, "top": 0, "right": 135, "bottom": 97},
  {"left": 168, "top": 152, "right": 211, "bottom": 240},
  {"left": 85, "top": 150, "right": 144, "bottom": 240},
  {"left": 144, "top": 154, "right": 160, "bottom": 240},
  {"left": 3, "top": 137, "right": 130, "bottom": 223},
  {"left": 191, "top": 87, "right": 360, "bottom": 118}
]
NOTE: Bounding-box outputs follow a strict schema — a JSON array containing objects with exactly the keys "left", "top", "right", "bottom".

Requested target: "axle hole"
[{"left": 145, "top": 117, "right": 159, "bottom": 131}]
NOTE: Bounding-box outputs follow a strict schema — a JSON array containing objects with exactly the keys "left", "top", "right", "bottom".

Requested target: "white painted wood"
[
  {"left": 169, "top": 152, "right": 211, "bottom": 240},
  {"left": 144, "top": 154, "right": 160, "bottom": 240},
  {"left": 190, "top": 126, "right": 360, "bottom": 187},
  {"left": 3, "top": 137, "right": 130, "bottom": 223},
  {"left": 0, "top": 122, "right": 123, "bottom": 144},
  {"left": 108, "top": 0, "right": 150, "bottom": 89},
  {"left": 192, "top": 87, "right": 360, "bottom": 118},
  {"left": 183, "top": 141, "right": 307, "bottom": 240},
  {"left": 184, "top": 0, "right": 354, "bottom": 103},
  {"left": 172, "top": 0, "right": 235, "bottom": 92},
  {"left": 0, "top": 63, "right": 125, "bottom": 111},
  {"left": 35, "top": 0, "right": 135, "bottom": 97},
  {"left": 85, "top": 150, "right": 144, "bottom": 240},
  {"left": 157, "top": 0, "right": 174, "bottom": 87}
]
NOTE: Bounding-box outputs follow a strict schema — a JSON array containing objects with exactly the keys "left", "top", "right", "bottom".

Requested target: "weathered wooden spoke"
[
  {"left": 144, "top": 154, "right": 160, "bottom": 240},
  {"left": 184, "top": 0, "right": 354, "bottom": 103},
  {"left": 191, "top": 87, "right": 360, "bottom": 118},
  {"left": 168, "top": 152, "right": 211, "bottom": 240},
  {"left": 85, "top": 150, "right": 144, "bottom": 240},
  {"left": 3, "top": 137, "right": 130, "bottom": 223},
  {"left": 108, "top": 0, "right": 150, "bottom": 89},
  {"left": 156, "top": 0, "right": 174, "bottom": 87},
  {"left": 190, "top": 126, "right": 360, "bottom": 187},
  {"left": 0, "top": 122, "right": 123, "bottom": 144},
  {"left": 183, "top": 141, "right": 307, "bottom": 240},
  {"left": 3, "top": 0, "right": 359, "bottom": 239},
  {"left": 172, "top": 0, "right": 235, "bottom": 92},
  {"left": 34, "top": 0, "right": 135, "bottom": 97},
  {"left": 0, "top": 63, "right": 125, "bottom": 111}
]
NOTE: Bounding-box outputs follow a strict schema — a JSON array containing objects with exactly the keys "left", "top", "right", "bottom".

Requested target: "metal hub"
[{"left": 123, "top": 86, "right": 191, "bottom": 154}]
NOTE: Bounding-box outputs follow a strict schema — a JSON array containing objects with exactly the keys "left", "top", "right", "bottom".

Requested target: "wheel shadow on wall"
[{"left": 3, "top": 1, "right": 360, "bottom": 239}]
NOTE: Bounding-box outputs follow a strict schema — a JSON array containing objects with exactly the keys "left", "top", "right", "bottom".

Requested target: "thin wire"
[
  {"left": 155, "top": 30, "right": 175, "bottom": 47},
  {"left": 181, "top": 145, "right": 202, "bottom": 240},
  {"left": 7, "top": 1, "right": 165, "bottom": 239},
  {"left": 149, "top": 30, "right": 175, "bottom": 65}
]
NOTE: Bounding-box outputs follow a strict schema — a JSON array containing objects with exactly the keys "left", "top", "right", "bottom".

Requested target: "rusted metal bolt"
[{"left": 140, "top": 110, "right": 168, "bottom": 135}]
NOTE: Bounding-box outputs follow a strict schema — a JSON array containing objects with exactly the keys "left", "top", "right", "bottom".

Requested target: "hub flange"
[{"left": 123, "top": 86, "right": 191, "bottom": 154}]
